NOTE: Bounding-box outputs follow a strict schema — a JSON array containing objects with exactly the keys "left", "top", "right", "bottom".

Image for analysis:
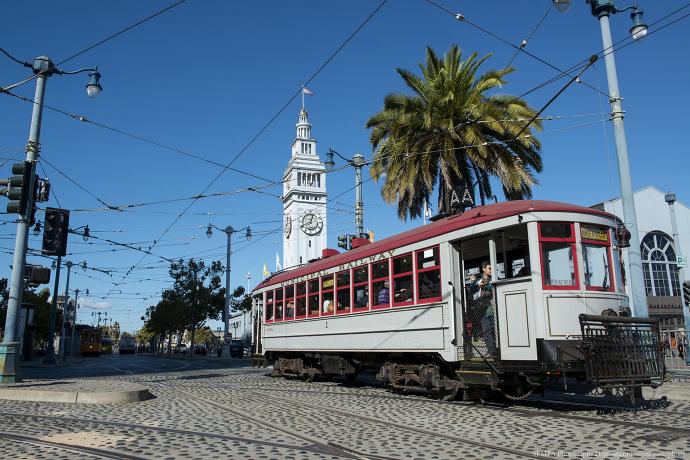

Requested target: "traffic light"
[
  {"left": 683, "top": 281, "right": 690, "bottom": 308},
  {"left": 337, "top": 234, "right": 353, "bottom": 250},
  {"left": 42, "top": 207, "right": 70, "bottom": 256},
  {"left": 6, "top": 161, "right": 33, "bottom": 215}
]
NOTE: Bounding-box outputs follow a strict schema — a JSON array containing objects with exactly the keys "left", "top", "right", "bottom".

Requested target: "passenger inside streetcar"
[
  {"left": 375, "top": 280, "right": 390, "bottom": 305},
  {"left": 286, "top": 300, "right": 295, "bottom": 319}
]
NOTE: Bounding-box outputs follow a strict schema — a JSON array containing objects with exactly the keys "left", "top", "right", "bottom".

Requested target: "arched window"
[{"left": 641, "top": 231, "right": 681, "bottom": 296}]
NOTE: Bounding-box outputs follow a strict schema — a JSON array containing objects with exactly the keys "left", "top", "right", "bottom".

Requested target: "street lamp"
[
  {"left": 566, "top": 1, "right": 650, "bottom": 318},
  {"left": 32, "top": 222, "right": 41, "bottom": 236},
  {"left": 327, "top": 148, "right": 370, "bottom": 238},
  {"left": 552, "top": 0, "right": 571, "bottom": 13},
  {"left": 205, "top": 223, "right": 252, "bottom": 357},
  {"left": 0, "top": 50, "right": 102, "bottom": 381},
  {"left": 86, "top": 70, "right": 103, "bottom": 98}
]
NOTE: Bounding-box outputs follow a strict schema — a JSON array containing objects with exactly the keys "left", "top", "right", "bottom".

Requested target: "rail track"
[
  {"left": 0, "top": 431, "right": 146, "bottom": 460},
  {"left": 150, "top": 379, "right": 543, "bottom": 459}
]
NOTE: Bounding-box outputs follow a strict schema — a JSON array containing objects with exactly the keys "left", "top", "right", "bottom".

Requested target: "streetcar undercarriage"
[{"left": 255, "top": 314, "right": 666, "bottom": 402}]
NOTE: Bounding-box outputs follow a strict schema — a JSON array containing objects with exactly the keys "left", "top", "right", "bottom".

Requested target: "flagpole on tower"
[{"left": 301, "top": 85, "right": 305, "bottom": 111}]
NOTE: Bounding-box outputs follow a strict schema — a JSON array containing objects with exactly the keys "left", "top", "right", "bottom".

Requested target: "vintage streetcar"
[
  {"left": 250, "top": 200, "right": 665, "bottom": 400},
  {"left": 80, "top": 328, "right": 103, "bottom": 356}
]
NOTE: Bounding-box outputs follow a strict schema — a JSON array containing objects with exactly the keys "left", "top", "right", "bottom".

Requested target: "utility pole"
[
  {"left": 353, "top": 153, "right": 365, "bottom": 237},
  {"left": 588, "top": 1, "right": 649, "bottom": 317},
  {"left": 665, "top": 192, "right": 690, "bottom": 365},
  {"left": 43, "top": 256, "right": 61, "bottom": 365},
  {"left": 70, "top": 288, "right": 80, "bottom": 356},
  {"left": 0, "top": 50, "right": 102, "bottom": 383},
  {"left": 205, "top": 224, "right": 251, "bottom": 357},
  {"left": 60, "top": 261, "right": 73, "bottom": 362},
  {"left": 326, "top": 148, "right": 369, "bottom": 238}
]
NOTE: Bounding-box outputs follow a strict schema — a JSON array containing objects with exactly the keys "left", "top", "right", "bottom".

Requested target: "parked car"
[
  {"left": 229, "top": 340, "right": 244, "bottom": 358},
  {"left": 174, "top": 344, "right": 188, "bottom": 354},
  {"left": 193, "top": 345, "right": 207, "bottom": 356}
]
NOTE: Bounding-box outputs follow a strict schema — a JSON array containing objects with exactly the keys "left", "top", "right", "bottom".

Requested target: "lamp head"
[
  {"left": 82, "top": 225, "right": 90, "bottom": 241},
  {"left": 245, "top": 227, "right": 252, "bottom": 241},
  {"left": 86, "top": 70, "right": 102, "bottom": 98},
  {"left": 33, "top": 221, "right": 42, "bottom": 236},
  {"left": 553, "top": 0, "right": 571, "bottom": 13},
  {"left": 81, "top": 261, "right": 87, "bottom": 272},
  {"left": 206, "top": 224, "right": 213, "bottom": 238},
  {"left": 629, "top": 9, "right": 648, "bottom": 40}
]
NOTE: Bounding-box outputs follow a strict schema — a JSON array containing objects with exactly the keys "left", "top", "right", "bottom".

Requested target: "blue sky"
[{"left": 1, "top": 0, "right": 688, "bottom": 333}]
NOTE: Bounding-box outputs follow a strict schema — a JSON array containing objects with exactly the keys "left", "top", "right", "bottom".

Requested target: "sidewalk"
[{"left": 0, "top": 378, "right": 154, "bottom": 404}]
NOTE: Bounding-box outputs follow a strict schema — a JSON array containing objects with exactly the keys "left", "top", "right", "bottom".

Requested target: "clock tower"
[{"left": 282, "top": 108, "right": 328, "bottom": 268}]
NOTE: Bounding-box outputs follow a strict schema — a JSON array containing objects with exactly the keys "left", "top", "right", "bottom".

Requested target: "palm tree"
[{"left": 367, "top": 45, "right": 543, "bottom": 221}]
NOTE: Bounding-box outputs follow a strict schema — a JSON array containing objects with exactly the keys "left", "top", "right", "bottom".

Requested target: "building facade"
[
  {"left": 282, "top": 109, "right": 328, "bottom": 269},
  {"left": 593, "top": 186, "right": 689, "bottom": 329}
]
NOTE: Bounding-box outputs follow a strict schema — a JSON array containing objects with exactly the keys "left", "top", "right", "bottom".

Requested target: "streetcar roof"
[{"left": 254, "top": 200, "right": 616, "bottom": 291}]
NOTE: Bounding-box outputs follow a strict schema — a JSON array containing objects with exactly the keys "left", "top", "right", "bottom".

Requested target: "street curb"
[{"left": 0, "top": 388, "right": 155, "bottom": 404}]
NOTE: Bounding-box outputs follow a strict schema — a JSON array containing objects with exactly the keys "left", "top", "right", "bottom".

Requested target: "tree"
[
  {"left": 229, "top": 286, "right": 252, "bottom": 315},
  {"left": 367, "top": 45, "right": 543, "bottom": 220}
]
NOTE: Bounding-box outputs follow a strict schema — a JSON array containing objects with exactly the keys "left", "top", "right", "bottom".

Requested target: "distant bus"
[
  {"left": 102, "top": 336, "right": 114, "bottom": 354},
  {"left": 119, "top": 333, "right": 136, "bottom": 354}
]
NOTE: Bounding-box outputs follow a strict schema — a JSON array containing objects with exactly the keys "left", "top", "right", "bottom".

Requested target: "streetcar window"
[
  {"left": 336, "top": 270, "right": 351, "bottom": 313},
  {"left": 274, "top": 288, "right": 284, "bottom": 321},
  {"left": 353, "top": 266, "right": 370, "bottom": 310},
  {"left": 307, "top": 279, "right": 320, "bottom": 316},
  {"left": 416, "top": 246, "right": 441, "bottom": 302},
  {"left": 539, "top": 222, "right": 578, "bottom": 289},
  {"left": 495, "top": 225, "right": 530, "bottom": 279},
  {"left": 321, "top": 275, "right": 335, "bottom": 315},
  {"left": 372, "top": 259, "right": 390, "bottom": 308},
  {"left": 540, "top": 222, "right": 572, "bottom": 239},
  {"left": 581, "top": 225, "right": 614, "bottom": 292},
  {"left": 265, "top": 291, "right": 273, "bottom": 322},
  {"left": 284, "top": 284, "right": 295, "bottom": 320},
  {"left": 295, "top": 282, "right": 307, "bottom": 317},
  {"left": 393, "top": 253, "right": 414, "bottom": 306}
]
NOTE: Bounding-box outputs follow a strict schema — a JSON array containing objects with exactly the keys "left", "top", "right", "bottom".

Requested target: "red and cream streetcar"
[{"left": 250, "top": 200, "right": 665, "bottom": 399}]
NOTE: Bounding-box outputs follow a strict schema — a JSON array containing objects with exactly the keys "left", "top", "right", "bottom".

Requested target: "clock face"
[
  {"left": 284, "top": 214, "right": 292, "bottom": 238},
  {"left": 300, "top": 211, "right": 323, "bottom": 236}
]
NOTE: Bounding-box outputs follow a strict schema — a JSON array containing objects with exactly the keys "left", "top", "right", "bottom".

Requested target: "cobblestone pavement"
[{"left": 1, "top": 354, "right": 689, "bottom": 459}]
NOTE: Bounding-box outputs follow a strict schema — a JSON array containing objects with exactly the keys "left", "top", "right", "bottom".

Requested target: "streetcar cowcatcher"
[{"left": 578, "top": 314, "right": 665, "bottom": 387}]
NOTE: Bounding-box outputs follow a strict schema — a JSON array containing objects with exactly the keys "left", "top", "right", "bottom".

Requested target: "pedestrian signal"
[{"left": 42, "top": 208, "right": 70, "bottom": 256}]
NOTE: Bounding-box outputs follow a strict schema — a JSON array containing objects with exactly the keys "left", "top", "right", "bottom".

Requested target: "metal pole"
[
  {"left": 43, "top": 256, "right": 61, "bottom": 365},
  {"left": 0, "top": 72, "right": 47, "bottom": 382},
  {"left": 60, "top": 261, "right": 72, "bottom": 362},
  {"left": 223, "top": 227, "right": 233, "bottom": 357},
  {"left": 598, "top": 13, "right": 648, "bottom": 318},
  {"left": 353, "top": 153, "right": 365, "bottom": 237},
  {"left": 666, "top": 193, "right": 690, "bottom": 365},
  {"left": 70, "top": 289, "right": 79, "bottom": 356}
]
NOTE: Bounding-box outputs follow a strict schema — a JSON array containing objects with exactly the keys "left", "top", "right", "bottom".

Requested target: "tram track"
[
  {"left": 0, "top": 431, "right": 145, "bottom": 460},
  {"left": 150, "top": 381, "right": 396, "bottom": 459},
  {"left": 230, "top": 387, "right": 541, "bottom": 458},
  {"left": 213, "top": 378, "right": 690, "bottom": 440},
  {"left": 0, "top": 411, "right": 344, "bottom": 457}
]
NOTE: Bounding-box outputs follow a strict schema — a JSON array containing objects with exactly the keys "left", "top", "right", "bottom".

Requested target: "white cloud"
[{"left": 81, "top": 298, "right": 111, "bottom": 310}]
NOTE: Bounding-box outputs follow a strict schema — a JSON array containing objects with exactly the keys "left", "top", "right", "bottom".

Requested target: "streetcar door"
[
  {"left": 493, "top": 225, "right": 537, "bottom": 361},
  {"left": 458, "top": 235, "right": 499, "bottom": 362}
]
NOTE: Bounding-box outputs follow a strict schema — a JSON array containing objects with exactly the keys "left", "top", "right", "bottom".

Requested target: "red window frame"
[
  {"left": 371, "top": 259, "right": 391, "bottom": 310},
  {"left": 415, "top": 245, "right": 442, "bottom": 303},
  {"left": 274, "top": 287, "right": 285, "bottom": 322},
  {"left": 538, "top": 222, "right": 580, "bottom": 290},
  {"left": 307, "top": 278, "right": 320, "bottom": 317},
  {"left": 284, "top": 284, "right": 295, "bottom": 321},
  {"left": 264, "top": 290, "right": 274, "bottom": 323},
  {"left": 295, "top": 281, "right": 307, "bottom": 318},
  {"left": 336, "top": 270, "right": 351, "bottom": 315},
  {"left": 392, "top": 252, "right": 415, "bottom": 307},
  {"left": 352, "top": 265, "right": 370, "bottom": 312},
  {"left": 581, "top": 225, "right": 615, "bottom": 292},
  {"left": 321, "top": 275, "right": 335, "bottom": 316}
]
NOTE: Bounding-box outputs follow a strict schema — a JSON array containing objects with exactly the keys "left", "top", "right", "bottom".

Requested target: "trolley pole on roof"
[{"left": 586, "top": 0, "right": 650, "bottom": 317}]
